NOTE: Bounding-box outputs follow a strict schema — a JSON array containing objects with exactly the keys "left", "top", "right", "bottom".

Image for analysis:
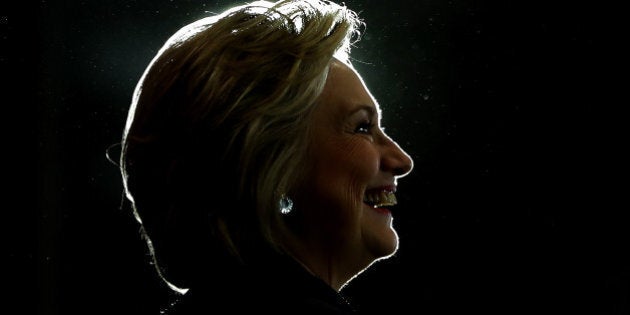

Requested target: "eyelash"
[{"left": 355, "top": 121, "right": 375, "bottom": 134}]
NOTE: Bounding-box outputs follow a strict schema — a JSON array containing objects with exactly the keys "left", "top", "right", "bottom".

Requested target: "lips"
[{"left": 363, "top": 187, "right": 397, "bottom": 208}]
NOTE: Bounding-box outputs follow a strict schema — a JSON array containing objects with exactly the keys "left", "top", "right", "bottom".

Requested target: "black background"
[{"left": 4, "top": 0, "right": 628, "bottom": 314}]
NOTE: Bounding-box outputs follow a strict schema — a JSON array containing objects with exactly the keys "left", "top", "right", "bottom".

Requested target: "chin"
[
  {"left": 381, "top": 233, "right": 400, "bottom": 258},
  {"left": 361, "top": 204, "right": 399, "bottom": 259},
  {"left": 365, "top": 228, "right": 399, "bottom": 260}
]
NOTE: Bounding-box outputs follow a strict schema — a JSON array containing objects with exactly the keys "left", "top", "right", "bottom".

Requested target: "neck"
[{"left": 280, "top": 234, "right": 360, "bottom": 292}]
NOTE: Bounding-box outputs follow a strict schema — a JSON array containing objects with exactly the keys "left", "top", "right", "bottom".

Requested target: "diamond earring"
[{"left": 279, "top": 195, "right": 293, "bottom": 214}]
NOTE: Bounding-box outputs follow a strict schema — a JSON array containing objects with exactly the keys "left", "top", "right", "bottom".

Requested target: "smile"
[{"left": 363, "top": 189, "right": 397, "bottom": 208}]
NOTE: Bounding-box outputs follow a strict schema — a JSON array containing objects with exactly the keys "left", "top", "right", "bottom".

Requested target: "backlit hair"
[{"left": 119, "top": 0, "right": 362, "bottom": 291}]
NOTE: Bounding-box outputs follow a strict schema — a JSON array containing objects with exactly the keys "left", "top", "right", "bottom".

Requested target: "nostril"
[
  {"left": 394, "top": 162, "right": 412, "bottom": 177},
  {"left": 386, "top": 149, "right": 413, "bottom": 177},
  {"left": 393, "top": 166, "right": 407, "bottom": 177},
  {"left": 398, "top": 154, "right": 414, "bottom": 176}
]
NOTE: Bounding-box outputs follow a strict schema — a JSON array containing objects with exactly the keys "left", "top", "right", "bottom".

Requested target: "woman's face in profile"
[{"left": 296, "top": 60, "right": 413, "bottom": 269}]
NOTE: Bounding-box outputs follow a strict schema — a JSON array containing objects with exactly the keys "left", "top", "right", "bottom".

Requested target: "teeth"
[{"left": 363, "top": 190, "right": 397, "bottom": 208}]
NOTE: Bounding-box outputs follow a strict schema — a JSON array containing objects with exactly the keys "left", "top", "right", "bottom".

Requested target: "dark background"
[{"left": 4, "top": 0, "right": 627, "bottom": 314}]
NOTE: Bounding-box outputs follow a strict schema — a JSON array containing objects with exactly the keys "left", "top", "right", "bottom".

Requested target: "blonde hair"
[{"left": 120, "top": 0, "right": 362, "bottom": 291}]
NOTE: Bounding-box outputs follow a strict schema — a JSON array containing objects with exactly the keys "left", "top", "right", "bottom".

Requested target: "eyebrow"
[{"left": 348, "top": 104, "right": 381, "bottom": 120}]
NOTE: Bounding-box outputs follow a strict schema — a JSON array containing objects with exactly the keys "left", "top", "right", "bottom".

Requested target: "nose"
[{"left": 380, "top": 134, "right": 414, "bottom": 178}]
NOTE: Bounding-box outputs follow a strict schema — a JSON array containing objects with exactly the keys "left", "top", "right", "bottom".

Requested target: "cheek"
[
  {"left": 312, "top": 139, "right": 379, "bottom": 209},
  {"left": 340, "top": 140, "right": 380, "bottom": 185}
]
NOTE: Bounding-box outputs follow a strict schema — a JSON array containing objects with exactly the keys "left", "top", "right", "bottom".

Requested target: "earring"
[{"left": 279, "top": 194, "right": 293, "bottom": 214}]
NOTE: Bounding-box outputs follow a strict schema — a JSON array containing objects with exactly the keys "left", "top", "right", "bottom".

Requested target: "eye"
[{"left": 355, "top": 121, "right": 374, "bottom": 134}]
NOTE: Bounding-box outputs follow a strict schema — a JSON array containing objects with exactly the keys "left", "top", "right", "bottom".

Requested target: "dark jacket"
[{"left": 165, "top": 250, "right": 357, "bottom": 314}]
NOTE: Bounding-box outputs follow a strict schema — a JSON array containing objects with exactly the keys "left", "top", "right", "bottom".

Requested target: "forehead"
[{"left": 318, "top": 60, "right": 381, "bottom": 118}]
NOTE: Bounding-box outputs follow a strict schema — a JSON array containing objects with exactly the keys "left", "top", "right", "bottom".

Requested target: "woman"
[{"left": 118, "top": 0, "right": 413, "bottom": 313}]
